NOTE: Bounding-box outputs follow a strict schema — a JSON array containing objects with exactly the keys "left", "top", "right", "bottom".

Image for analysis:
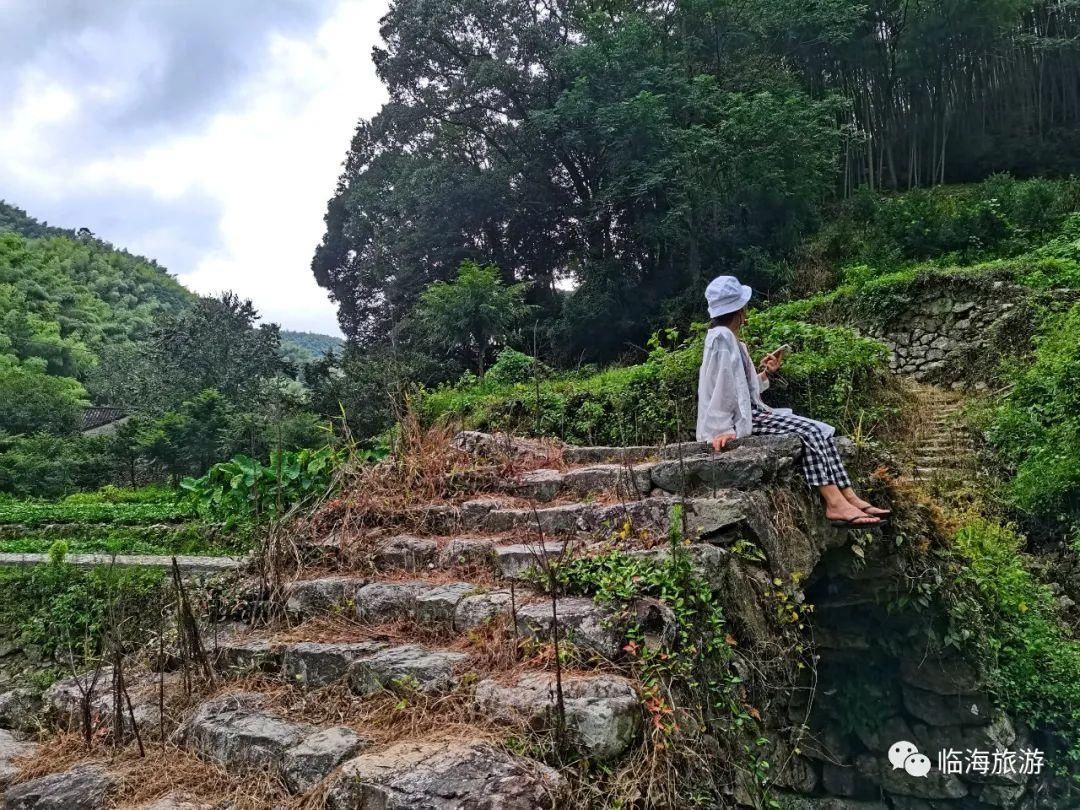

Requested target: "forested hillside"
[
  {"left": 0, "top": 206, "right": 341, "bottom": 497},
  {"left": 0, "top": 206, "right": 193, "bottom": 438},
  {"left": 280, "top": 330, "right": 343, "bottom": 363}
]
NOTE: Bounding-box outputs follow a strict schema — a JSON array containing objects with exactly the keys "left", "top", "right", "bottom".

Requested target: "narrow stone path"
[
  {"left": 906, "top": 382, "right": 976, "bottom": 481},
  {"left": 0, "top": 552, "right": 243, "bottom": 574}
]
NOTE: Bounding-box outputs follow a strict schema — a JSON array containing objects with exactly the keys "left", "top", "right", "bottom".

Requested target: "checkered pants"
[{"left": 751, "top": 408, "right": 851, "bottom": 488}]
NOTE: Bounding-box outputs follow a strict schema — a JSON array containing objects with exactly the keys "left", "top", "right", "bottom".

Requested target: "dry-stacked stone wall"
[{"left": 850, "top": 277, "right": 1078, "bottom": 387}]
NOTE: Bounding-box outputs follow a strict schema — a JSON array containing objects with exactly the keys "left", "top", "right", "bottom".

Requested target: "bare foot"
[{"left": 842, "top": 492, "right": 891, "bottom": 516}]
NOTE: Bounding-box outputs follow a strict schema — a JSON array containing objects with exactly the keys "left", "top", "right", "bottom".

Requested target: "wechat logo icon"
[{"left": 889, "top": 741, "right": 931, "bottom": 778}]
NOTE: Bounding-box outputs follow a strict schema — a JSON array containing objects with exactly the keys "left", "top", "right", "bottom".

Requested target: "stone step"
[
  {"left": 0, "top": 729, "right": 38, "bottom": 790},
  {"left": 181, "top": 692, "right": 370, "bottom": 795},
  {"left": 478, "top": 493, "right": 752, "bottom": 539},
  {"left": 509, "top": 436, "right": 801, "bottom": 502},
  {"left": 323, "top": 739, "right": 566, "bottom": 808},
  {"left": 301, "top": 496, "right": 750, "bottom": 587},
  {"left": 914, "top": 467, "right": 945, "bottom": 477},
  {"left": 475, "top": 672, "right": 640, "bottom": 761},
  {"left": 359, "top": 534, "right": 568, "bottom": 578},
  {"left": 33, "top": 649, "right": 628, "bottom": 798}
]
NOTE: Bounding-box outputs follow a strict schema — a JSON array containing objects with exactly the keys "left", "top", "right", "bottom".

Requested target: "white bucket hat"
[{"left": 705, "top": 276, "right": 752, "bottom": 318}]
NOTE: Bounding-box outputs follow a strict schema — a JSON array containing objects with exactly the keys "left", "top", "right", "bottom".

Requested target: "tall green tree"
[
  {"left": 139, "top": 292, "right": 285, "bottom": 412},
  {"left": 0, "top": 359, "right": 87, "bottom": 436},
  {"left": 414, "top": 261, "right": 530, "bottom": 378},
  {"left": 313, "top": 0, "right": 841, "bottom": 364}
]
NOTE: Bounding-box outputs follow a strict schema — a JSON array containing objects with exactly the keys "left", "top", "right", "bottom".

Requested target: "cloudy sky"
[{"left": 0, "top": 0, "right": 391, "bottom": 335}]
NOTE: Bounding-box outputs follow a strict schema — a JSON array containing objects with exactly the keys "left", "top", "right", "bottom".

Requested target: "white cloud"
[{"left": 0, "top": 0, "right": 389, "bottom": 335}]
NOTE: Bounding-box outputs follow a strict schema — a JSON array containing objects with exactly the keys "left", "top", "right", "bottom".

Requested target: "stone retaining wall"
[{"left": 854, "top": 278, "right": 1077, "bottom": 386}]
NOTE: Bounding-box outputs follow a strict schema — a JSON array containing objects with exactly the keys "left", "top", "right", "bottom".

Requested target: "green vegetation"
[
  {"left": 414, "top": 261, "right": 531, "bottom": 378},
  {"left": 985, "top": 303, "right": 1080, "bottom": 539},
  {"left": 422, "top": 316, "right": 892, "bottom": 445},
  {"left": 0, "top": 554, "right": 167, "bottom": 662},
  {"left": 812, "top": 176, "right": 1080, "bottom": 275},
  {"left": 0, "top": 497, "right": 192, "bottom": 528},
  {"left": 0, "top": 226, "right": 191, "bottom": 441},
  {"left": 181, "top": 446, "right": 342, "bottom": 527},
  {"left": 945, "top": 520, "right": 1080, "bottom": 767},
  {"left": 0, "top": 527, "right": 238, "bottom": 558},
  {"left": 0, "top": 486, "right": 245, "bottom": 556},
  {"left": 316, "top": 1, "right": 1080, "bottom": 377},
  {"left": 280, "top": 330, "right": 344, "bottom": 364}
]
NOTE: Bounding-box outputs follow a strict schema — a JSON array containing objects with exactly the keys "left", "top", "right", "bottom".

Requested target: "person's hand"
[
  {"left": 759, "top": 349, "right": 783, "bottom": 374},
  {"left": 711, "top": 433, "right": 737, "bottom": 452}
]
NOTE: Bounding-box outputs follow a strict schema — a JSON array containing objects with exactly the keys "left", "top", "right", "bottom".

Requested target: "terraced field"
[{"left": 0, "top": 491, "right": 246, "bottom": 559}]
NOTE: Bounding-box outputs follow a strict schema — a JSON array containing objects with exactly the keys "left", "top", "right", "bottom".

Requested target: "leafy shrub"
[
  {"left": 60, "top": 484, "right": 176, "bottom": 505},
  {"left": 422, "top": 315, "right": 893, "bottom": 446},
  {"left": 485, "top": 348, "right": 550, "bottom": 386},
  {"left": 945, "top": 519, "right": 1080, "bottom": 765},
  {"left": 0, "top": 559, "right": 167, "bottom": 660},
  {"left": 818, "top": 175, "right": 1080, "bottom": 271},
  {"left": 0, "top": 434, "right": 112, "bottom": 498},
  {"left": 985, "top": 303, "right": 1080, "bottom": 537},
  {"left": 180, "top": 446, "right": 340, "bottom": 526}
]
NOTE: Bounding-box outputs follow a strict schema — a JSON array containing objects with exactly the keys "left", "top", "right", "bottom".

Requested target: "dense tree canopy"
[{"left": 314, "top": 0, "right": 1080, "bottom": 367}]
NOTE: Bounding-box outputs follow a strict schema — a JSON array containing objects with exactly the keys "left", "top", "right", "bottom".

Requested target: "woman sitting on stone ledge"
[{"left": 696, "top": 275, "right": 888, "bottom": 528}]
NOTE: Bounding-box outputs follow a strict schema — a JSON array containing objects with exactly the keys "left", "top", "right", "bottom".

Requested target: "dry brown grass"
[{"left": 14, "top": 733, "right": 292, "bottom": 810}]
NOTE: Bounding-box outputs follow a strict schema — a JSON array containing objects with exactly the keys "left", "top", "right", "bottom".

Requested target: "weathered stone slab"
[
  {"left": 138, "top": 792, "right": 212, "bottom": 810},
  {"left": 43, "top": 669, "right": 111, "bottom": 732},
  {"left": 453, "top": 590, "right": 513, "bottom": 631},
  {"left": 475, "top": 673, "right": 639, "bottom": 760},
  {"left": 682, "top": 494, "right": 751, "bottom": 539},
  {"left": 900, "top": 655, "right": 982, "bottom": 695},
  {"left": 0, "top": 688, "right": 42, "bottom": 733},
  {"left": 183, "top": 692, "right": 312, "bottom": 771},
  {"left": 515, "top": 597, "right": 622, "bottom": 659},
  {"left": 493, "top": 542, "right": 566, "bottom": 579},
  {"left": 373, "top": 535, "right": 438, "bottom": 571},
  {"left": 284, "top": 576, "right": 367, "bottom": 618},
  {"left": 324, "top": 740, "right": 566, "bottom": 809},
  {"left": 562, "top": 464, "right": 652, "bottom": 498},
  {"left": 452, "top": 431, "right": 560, "bottom": 464},
  {"left": 353, "top": 581, "right": 422, "bottom": 624},
  {"left": 138, "top": 793, "right": 211, "bottom": 810},
  {"left": 416, "top": 582, "right": 476, "bottom": 624},
  {"left": 282, "top": 642, "right": 388, "bottom": 688},
  {"left": 437, "top": 536, "right": 496, "bottom": 568},
  {"left": 514, "top": 469, "right": 564, "bottom": 501},
  {"left": 281, "top": 726, "right": 369, "bottom": 794},
  {"left": 0, "top": 729, "right": 37, "bottom": 790},
  {"left": 856, "top": 752, "right": 967, "bottom": 800},
  {"left": 649, "top": 439, "right": 799, "bottom": 494},
  {"left": 562, "top": 445, "right": 655, "bottom": 465},
  {"left": 348, "top": 645, "right": 467, "bottom": 695},
  {"left": 4, "top": 764, "right": 112, "bottom": 810},
  {"left": 214, "top": 639, "right": 285, "bottom": 675},
  {"left": 481, "top": 498, "right": 673, "bottom": 535}
]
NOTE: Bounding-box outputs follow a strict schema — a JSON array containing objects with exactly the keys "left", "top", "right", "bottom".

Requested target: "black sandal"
[{"left": 829, "top": 515, "right": 882, "bottom": 528}]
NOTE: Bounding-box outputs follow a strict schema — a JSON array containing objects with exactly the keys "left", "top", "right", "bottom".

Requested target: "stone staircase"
[
  {"left": 2, "top": 429, "right": 1053, "bottom": 808},
  {"left": 2, "top": 433, "right": 821, "bottom": 808},
  {"left": 9, "top": 430, "right": 1040, "bottom": 810},
  {"left": 907, "top": 384, "right": 976, "bottom": 481}
]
